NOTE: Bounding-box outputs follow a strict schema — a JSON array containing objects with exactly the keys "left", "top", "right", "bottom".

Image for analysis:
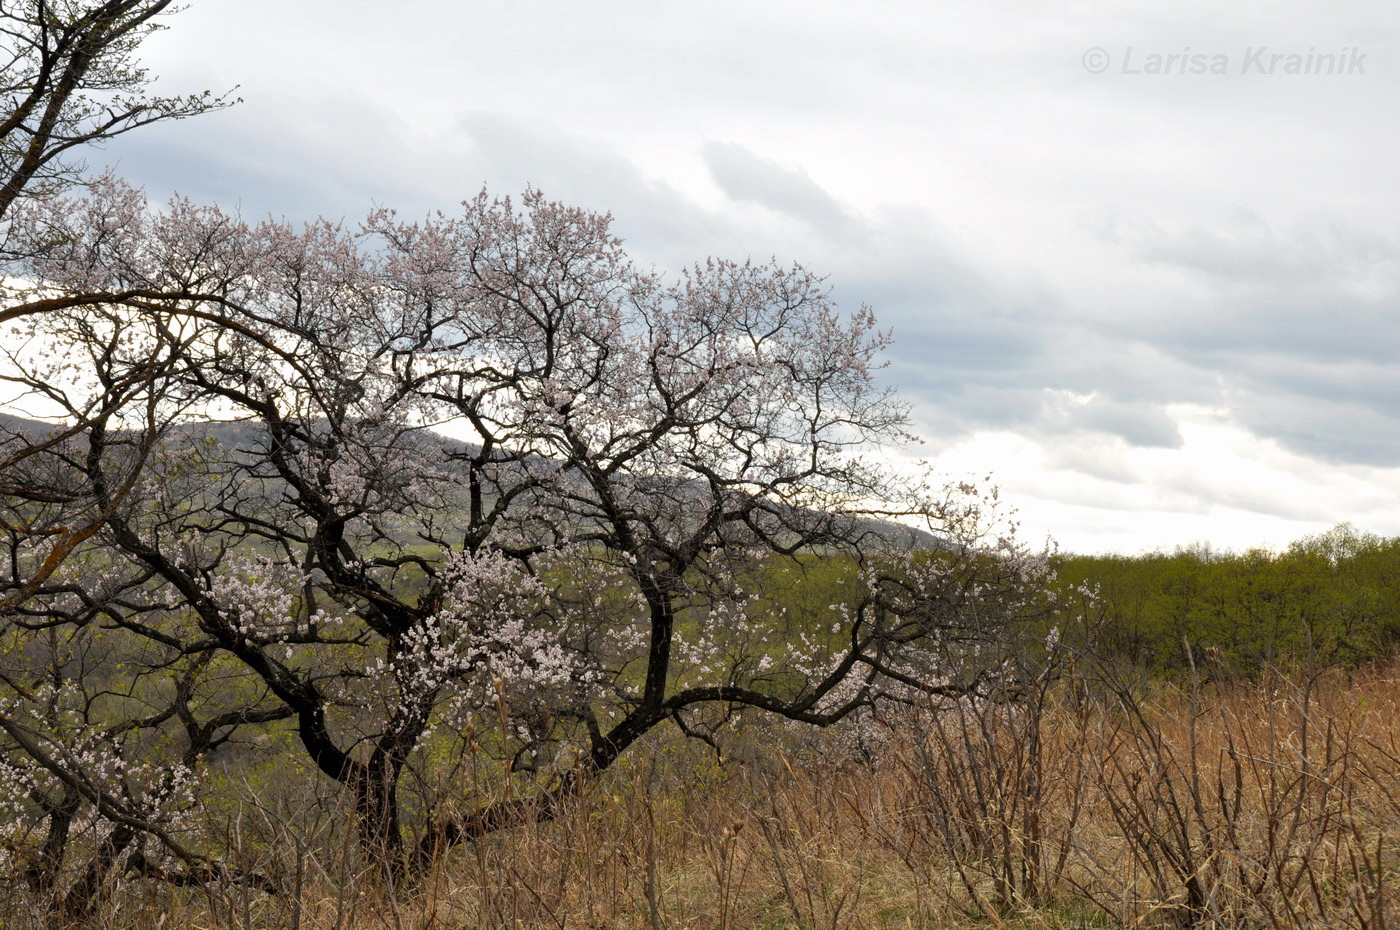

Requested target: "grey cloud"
[
  {"left": 1134, "top": 219, "right": 1396, "bottom": 288},
  {"left": 1102, "top": 216, "right": 1400, "bottom": 464},
  {"left": 449, "top": 112, "right": 735, "bottom": 264},
  {"left": 701, "top": 142, "right": 856, "bottom": 238},
  {"left": 101, "top": 92, "right": 459, "bottom": 221},
  {"left": 1022, "top": 474, "right": 1214, "bottom": 518},
  {"left": 1224, "top": 389, "right": 1400, "bottom": 467},
  {"left": 1161, "top": 466, "right": 1363, "bottom": 525},
  {"left": 1066, "top": 396, "right": 1183, "bottom": 448},
  {"left": 1044, "top": 443, "right": 1145, "bottom": 485}
]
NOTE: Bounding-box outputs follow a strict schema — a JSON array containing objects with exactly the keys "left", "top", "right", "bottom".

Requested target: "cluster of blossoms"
[
  {"left": 0, "top": 681, "right": 202, "bottom": 853},
  {"left": 205, "top": 556, "right": 328, "bottom": 647},
  {"left": 392, "top": 549, "right": 596, "bottom": 709}
]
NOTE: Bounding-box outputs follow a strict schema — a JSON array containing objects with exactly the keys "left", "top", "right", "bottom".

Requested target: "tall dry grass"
[{"left": 4, "top": 658, "right": 1397, "bottom": 929}]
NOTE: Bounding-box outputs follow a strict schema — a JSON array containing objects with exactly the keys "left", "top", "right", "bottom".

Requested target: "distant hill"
[
  {"left": 0, "top": 413, "right": 937, "bottom": 549},
  {"left": 0, "top": 410, "right": 62, "bottom": 439}
]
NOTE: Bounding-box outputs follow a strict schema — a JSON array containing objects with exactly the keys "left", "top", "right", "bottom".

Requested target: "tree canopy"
[{"left": 0, "top": 177, "right": 1061, "bottom": 890}]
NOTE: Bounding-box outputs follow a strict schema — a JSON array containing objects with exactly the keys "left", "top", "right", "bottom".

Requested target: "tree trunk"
[{"left": 355, "top": 753, "right": 406, "bottom": 883}]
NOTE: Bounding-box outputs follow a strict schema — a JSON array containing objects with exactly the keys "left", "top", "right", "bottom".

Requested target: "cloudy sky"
[{"left": 96, "top": 0, "right": 1400, "bottom": 554}]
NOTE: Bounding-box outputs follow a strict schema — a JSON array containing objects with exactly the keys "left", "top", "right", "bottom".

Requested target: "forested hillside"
[{"left": 1056, "top": 524, "right": 1400, "bottom": 673}]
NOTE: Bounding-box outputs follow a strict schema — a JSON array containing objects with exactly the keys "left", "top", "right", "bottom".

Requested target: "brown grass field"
[{"left": 4, "top": 658, "right": 1397, "bottom": 929}]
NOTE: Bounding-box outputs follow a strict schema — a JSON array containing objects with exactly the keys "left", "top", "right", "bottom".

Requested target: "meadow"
[{"left": 3, "top": 604, "right": 1395, "bottom": 929}]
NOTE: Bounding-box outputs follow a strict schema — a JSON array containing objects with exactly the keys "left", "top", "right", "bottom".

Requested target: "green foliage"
[{"left": 1055, "top": 524, "right": 1400, "bottom": 674}]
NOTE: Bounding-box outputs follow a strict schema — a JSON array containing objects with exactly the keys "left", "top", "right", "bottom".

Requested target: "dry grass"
[{"left": 5, "top": 659, "right": 1398, "bottom": 929}]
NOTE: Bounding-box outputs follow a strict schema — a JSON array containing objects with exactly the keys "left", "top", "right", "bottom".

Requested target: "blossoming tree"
[
  {"left": 0, "top": 0, "right": 231, "bottom": 223},
  {"left": 0, "top": 0, "right": 232, "bottom": 646},
  {"left": 0, "top": 178, "right": 1062, "bottom": 889}
]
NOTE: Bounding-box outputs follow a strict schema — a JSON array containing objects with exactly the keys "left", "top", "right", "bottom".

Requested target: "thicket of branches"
[{"left": 0, "top": 4, "right": 1063, "bottom": 911}]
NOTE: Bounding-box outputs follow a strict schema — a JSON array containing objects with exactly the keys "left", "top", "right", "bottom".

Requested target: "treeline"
[{"left": 1054, "top": 524, "right": 1400, "bottom": 674}]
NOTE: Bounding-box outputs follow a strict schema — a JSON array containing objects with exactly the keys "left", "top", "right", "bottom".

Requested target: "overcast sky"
[{"left": 94, "top": 0, "right": 1400, "bottom": 554}]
